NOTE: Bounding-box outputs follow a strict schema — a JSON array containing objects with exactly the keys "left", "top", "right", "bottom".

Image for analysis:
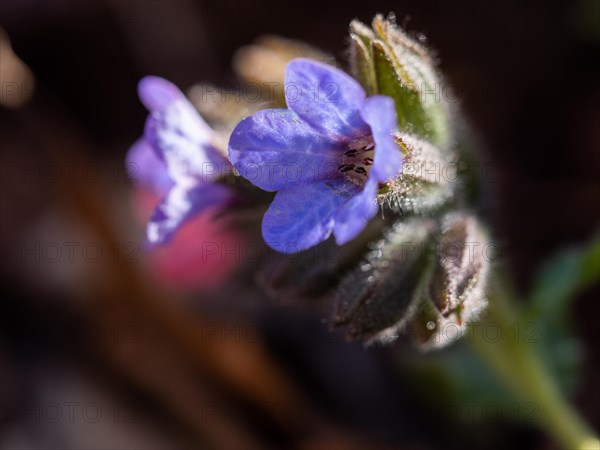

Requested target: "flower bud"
[
  {"left": 349, "top": 14, "right": 453, "bottom": 149},
  {"left": 333, "top": 218, "right": 436, "bottom": 344},
  {"left": 189, "top": 35, "right": 331, "bottom": 134},
  {"left": 333, "top": 213, "right": 490, "bottom": 348},
  {"left": 188, "top": 83, "right": 261, "bottom": 137},
  {"left": 233, "top": 35, "right": 332, "bottom": 106},
  {"left": 380, "top": 132, "right": 456, "bottom": 215},
  {"left": 407, "top": 213, "right": 490, "bottom": 350}
]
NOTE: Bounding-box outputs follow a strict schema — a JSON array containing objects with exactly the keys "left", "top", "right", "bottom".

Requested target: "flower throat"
[{"left": 338, "top": 135, "right": 375, "bottom": 186}]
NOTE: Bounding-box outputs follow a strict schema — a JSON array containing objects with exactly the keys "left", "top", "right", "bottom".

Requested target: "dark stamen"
[{"left": 339, "top": 164, "right": 356, "bottom": 172}]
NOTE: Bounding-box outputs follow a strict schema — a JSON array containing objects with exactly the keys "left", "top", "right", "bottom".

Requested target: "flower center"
[{"left": 338, "top": 136, "right": 375, "bottom": 186}]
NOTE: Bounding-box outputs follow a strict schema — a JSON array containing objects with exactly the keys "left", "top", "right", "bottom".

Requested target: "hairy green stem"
[{"left": 470, "top": 271, "right": 599, "bottom": 450}]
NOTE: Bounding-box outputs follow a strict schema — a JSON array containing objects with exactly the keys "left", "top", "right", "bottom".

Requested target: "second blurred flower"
[{"left": 128, "top": 76, "right": 233, "bottom": 245}]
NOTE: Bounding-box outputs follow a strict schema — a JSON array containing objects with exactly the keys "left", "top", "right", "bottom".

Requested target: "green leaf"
[
  {"left": 528, "top": 232, "right": 600, "bottom": 313},
  {"left": 372, "top": 40, "right": 430, "bottom": 139},
  {"left": 372, "top": 15, "right": 452, "bottom": 149},
  {"left": 524, "top": 231, "right": 600, "bottom": 392},
  {"left": 349, "top": 18, "right": 376, "bottom": 46},
  {"left": 348, "top": 33, "right": 377, "bottom": 96},
  {"left": 399, "top": 343, "right": 513, "bottom": 424}
]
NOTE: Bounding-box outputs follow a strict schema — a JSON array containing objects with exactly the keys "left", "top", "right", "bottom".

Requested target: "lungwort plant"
[{"left": 127, "top": 14, "right": 600, "bottom": 449}]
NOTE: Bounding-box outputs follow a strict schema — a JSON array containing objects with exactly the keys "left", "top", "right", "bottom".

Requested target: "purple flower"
[
  {"left": 127, "top": 76, "right": 232, "bottom": 245},
  {"left": 228, "top": 59, "right": 402, "bottom": 253},
  {"left": 126, "top": 138, "right": 174, "bottom": 196}
]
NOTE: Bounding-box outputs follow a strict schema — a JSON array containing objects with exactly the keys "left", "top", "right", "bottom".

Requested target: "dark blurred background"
[{"left": 0, "top": 1, "right": 598, "bottom": 449}]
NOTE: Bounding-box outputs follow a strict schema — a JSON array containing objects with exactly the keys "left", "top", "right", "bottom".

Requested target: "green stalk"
[{"left": 470, "top": 271, "right": 599, "bottom": 450}]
